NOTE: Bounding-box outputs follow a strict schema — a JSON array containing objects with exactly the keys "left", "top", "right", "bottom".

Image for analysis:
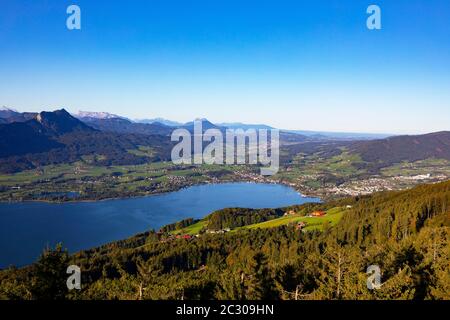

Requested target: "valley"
[
  {"left": 1, "top": 109, "right": 450, "bottom": 203},
  {"left": 1, "top": 152, "right": 448, "bottom": 202}
]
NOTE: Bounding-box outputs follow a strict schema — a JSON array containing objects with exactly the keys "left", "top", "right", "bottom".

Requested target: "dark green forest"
[
  {"left": 160, "top": 218, "right": 197, "bottom": 233},
  {"left": 1, "top": 180, "right": 449, "bottom": 300},
  {"left": 207, "top": 208, "right": 284, "bottom": 230}
]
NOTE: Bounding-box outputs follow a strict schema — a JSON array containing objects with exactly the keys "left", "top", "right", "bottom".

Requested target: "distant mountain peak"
[
  {"left": 77, "top": 111, "right": 125, "bottom": 120},
  {"left": 218, "top": 122, "right": 275, "bottom": 130},
  {"left": 0, "top": 106, "right": 19, "bottom": 112},
  {"left": 35, "top": 109, "right": 94, "bottom": 134},
  {"left": 185, "top": 118, "right": 215, "bottom": 126},
  {"left": 181, "top": 118, "right": 223, "bottom": 133},
  {"left": 0, "top": 107, "right": 37, "bottom": 123},
  {"left": 135, "top": 118, "right": 183, "bottom": 127}
]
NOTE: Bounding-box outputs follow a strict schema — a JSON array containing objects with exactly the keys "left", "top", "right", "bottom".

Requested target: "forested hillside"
[
  {"left": 1, "top": 180, "right": 448, "bottom": 300},
  {"left": 349, "top": 131, "right": 450, "bottom": 169}
]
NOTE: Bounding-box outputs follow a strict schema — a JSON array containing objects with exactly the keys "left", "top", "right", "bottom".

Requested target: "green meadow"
[
  {"left": 240, "top": 206, "right": 345, "bottom": 232},
  {"left": 168, "top": 206, "right": 346, "bottom": 236}
]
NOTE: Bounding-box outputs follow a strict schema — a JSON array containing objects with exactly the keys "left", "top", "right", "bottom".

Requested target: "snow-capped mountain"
[
  {"left": 0, "top": 106, "right": 19, "bottom": 112},
  {"left": 76, "top": 111, "right": 126, "bottom": 120}
]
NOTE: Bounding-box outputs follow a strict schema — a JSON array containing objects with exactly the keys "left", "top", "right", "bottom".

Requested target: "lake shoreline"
[
  {"left": 0, "top": 182, "right": 320, "bottom": 268},
  {"left": 0, "top": 179, "right": 321, "bottom": 204}
]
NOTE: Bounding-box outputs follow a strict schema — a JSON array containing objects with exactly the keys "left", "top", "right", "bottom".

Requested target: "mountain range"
[
  {"left": 76, "top": 111, "right": 128, "bottom": 120},
  {"left": 0, "top": 108, "right": 384, "bottom": 139},
  {"left": 0, "top": 108, "right": 449, "bottom": 174},
  {"left": 0, "top": 109, "right": 173, "bottom": 173},
  {"left": 136, "top": 118, "right": 184, "bottom": 127},
  {"left": 76, "top": 112, "right": 174, "bottom": 136},
  {"left": 71, "top": 110, "right": 390, "bottom": 139},
  {"left": 0, "top": 107, "right": 37, "bottom": 124}
]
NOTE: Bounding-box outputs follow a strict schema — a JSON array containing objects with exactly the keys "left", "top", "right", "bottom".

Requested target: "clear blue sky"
[{"left": 1, "top": 0, "right": 449, "bottom": 134}]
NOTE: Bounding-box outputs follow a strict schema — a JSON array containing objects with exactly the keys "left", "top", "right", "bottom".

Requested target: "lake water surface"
[{"left": 0, "top": 183, "right": 320, "bottom": 268}]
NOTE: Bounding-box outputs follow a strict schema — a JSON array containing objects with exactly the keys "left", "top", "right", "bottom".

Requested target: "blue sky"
[{"left": 1, "top": 0, "right": 449, "bottom": 134}]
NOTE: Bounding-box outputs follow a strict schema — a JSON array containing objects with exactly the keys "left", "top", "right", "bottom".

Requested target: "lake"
[{"left": 0, "top": 183, "right": 320, "bottom": 268}]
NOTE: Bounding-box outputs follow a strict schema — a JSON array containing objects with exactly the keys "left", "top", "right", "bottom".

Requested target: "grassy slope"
[
  {"left": 169, "top": 206, "right": 346, "bottom": 235},
  {"left": 170, "top": 219, "right": 208, "bottom": 235},
  {"left": 380, "top": 158, "right": 450, "bottom": 176},
  {"left": 240, "top": 206, "right": 345, "bottom": 232}
]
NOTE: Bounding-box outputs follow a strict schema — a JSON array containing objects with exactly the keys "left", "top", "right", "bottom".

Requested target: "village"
[{"left": 322, "top": 173, "right": 449, "bottom": 197}]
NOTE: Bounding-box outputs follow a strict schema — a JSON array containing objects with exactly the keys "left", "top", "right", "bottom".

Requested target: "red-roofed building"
[{"left": 311, "top": 210, "right": 326, "bottom": 217}]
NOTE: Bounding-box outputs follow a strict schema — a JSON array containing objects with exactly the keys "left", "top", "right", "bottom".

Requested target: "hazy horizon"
[{"left": 0, "top": 104, "right": 425, "bottom": 136}]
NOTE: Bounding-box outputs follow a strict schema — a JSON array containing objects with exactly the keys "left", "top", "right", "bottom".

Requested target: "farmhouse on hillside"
[
  {"left": 310, "top": 210, "right": 326, "bottom": 217},
  {"left": 284, "top": 210, "right": 297, "bottom": 216}
]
